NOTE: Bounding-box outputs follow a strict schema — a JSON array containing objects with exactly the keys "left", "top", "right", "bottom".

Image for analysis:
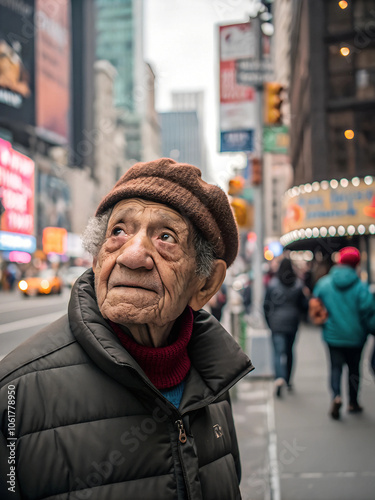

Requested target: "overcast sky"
[{"left": 144, "top": 0, "right": 259, "bottom": 186}]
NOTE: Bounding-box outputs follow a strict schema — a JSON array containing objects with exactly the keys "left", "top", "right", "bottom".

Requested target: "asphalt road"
[{"left": 0, "top": 288, "right": 70, "bottom": 360}]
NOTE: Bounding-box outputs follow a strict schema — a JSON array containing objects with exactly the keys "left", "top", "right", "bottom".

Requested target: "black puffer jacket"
[
  {"left": 0, "top": 270, "right": 253, "bottom": 500},
  {"left": 263, "top": 276, "right": 308, "bottom": 335}
]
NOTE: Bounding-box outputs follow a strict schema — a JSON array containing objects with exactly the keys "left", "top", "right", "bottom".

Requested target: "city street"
[
  {"left": 233, "top": 321, "right": 375, "bottom": 500},
  {"left": 1, "top": 292, "right": 375, "bottom": 500},
  {"left": 0, "top": 289, "right": 70, "bottom": 360}
]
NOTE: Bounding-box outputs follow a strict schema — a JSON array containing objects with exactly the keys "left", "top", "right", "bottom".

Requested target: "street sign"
[
  {"left": 263, "top": 125, "right": 290, "bottom": 153},
  {"left": 218, "top": 23, "right": 256, "bottom": 153},
  {"left": 220, "top": 130, "right": 254, "bottom": 153},
  {"left": 235, "top": 58, "right": 274, "bottom": 87}
]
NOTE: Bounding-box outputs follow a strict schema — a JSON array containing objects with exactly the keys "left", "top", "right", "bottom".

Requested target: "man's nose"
[{"left": 116, "top": 233, "right": 154, "bottom": 270}]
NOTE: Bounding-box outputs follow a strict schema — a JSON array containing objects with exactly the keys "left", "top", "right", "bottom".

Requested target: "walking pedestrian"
[
  {"left": 0, "top": 158, "right": 254, "bottom": 500},
  {"left": 312, "top": 246, "right": 375, "bottom": 420},
  {"left": 208, "top": 283, "right": 227, "bottom": 321},
  {"left": 263, "top": 257, "right": 308, "bottom": 397}
]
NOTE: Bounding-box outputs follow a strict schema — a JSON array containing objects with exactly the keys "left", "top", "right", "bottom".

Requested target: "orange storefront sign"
[{"left": 42, "top": 227, "right": 67, "bottom": 255}]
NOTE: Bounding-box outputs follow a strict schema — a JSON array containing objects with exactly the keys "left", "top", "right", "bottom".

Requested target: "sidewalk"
[{"left": 232, "top": 321, "right": 375, "bottom": 500}]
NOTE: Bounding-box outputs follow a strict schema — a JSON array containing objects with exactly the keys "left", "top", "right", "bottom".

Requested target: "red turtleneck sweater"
[{"left": 109, "top": 306, "right": 193, "bottom": 390}]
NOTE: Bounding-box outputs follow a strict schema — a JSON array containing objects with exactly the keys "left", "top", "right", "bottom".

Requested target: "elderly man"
[{"left": 0, "top": 158, "right": 253, "bottom": 500}]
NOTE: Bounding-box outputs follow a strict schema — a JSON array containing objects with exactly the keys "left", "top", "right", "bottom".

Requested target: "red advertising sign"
[
  {"left": 0, "top": 138, "right": 34, "bottom": 235},
  {"left": 35, "top": 0, "right": 71, "bottom": 143}
]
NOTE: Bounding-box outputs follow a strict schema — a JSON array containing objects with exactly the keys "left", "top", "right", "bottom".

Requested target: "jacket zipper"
[
  {"left": 175, "top": 419, "right": 192, "bottom": 500},
  {"left": 175, "top": 419, "right": 187, "bottom": 443},
  {"left": 119, "top": 361, "right": 252, "bottom": 500}
]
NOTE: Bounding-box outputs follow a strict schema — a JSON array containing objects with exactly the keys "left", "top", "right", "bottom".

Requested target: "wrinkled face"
[{"left": 93, "top": 198, "right": 203, "bottom": 328}]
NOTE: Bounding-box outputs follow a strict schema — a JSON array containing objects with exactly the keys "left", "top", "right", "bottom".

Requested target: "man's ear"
[
  {"left": 189, "top": 259, "right": 227, "bottom": 311},
  {"left": 92, "top": 257, "right": 97, "bottom": 273}
]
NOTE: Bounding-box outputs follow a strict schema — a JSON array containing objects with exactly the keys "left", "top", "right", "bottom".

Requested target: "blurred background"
[
  {"left": 0, "top": 0, "right": 374, "bottom": 300},
  {"left": 1, "top": 2, "right": 375, "bottom": 499}
]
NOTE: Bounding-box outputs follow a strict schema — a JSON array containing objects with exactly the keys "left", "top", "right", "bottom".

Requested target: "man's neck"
[{"left": 120, "top": 321, "right": 174, "bottom": 347}]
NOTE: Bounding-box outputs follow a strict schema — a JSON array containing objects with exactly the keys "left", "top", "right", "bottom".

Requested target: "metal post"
[{"left": 250, "top": 15, "right": 265, "bottom": 328}]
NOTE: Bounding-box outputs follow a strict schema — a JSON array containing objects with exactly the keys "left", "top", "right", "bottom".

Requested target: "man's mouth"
[{"left": 111, "top": 284, "right": 156, "bottom": 292}]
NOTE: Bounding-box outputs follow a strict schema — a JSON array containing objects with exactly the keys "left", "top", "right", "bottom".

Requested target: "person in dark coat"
[
  {"left": 0, "top": 158, "right": 254, "bottom": 500},
  {"left": 263, "top": 257, "right": 308, "bottom": 397}
]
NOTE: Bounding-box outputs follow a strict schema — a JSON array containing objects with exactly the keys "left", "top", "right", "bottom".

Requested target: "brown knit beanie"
[{"left": 95, "top": 158, "right": 239, "bottom": 267}]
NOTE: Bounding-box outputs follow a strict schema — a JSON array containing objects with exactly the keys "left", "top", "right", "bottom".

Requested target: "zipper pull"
[{"left": 176, "top": 419, "right": 187, "bottom": 444}]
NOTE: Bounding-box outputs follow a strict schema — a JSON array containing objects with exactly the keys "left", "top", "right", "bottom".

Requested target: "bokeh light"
[{"left": 340, "top": 47, "right": 350, "bottom": 56}]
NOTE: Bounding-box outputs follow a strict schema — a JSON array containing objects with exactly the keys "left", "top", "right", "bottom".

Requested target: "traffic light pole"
[
  {"left": 251, "top": 97, "right": 265, "bottom": 327},
  {"left": 250, "top": 16, "right": 265, "bottom": 328}
]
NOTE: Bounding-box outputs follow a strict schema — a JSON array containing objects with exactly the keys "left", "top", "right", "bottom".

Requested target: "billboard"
[
  {"left": 0, "top": 0, "right": 35, "bottom": 126},
  {"left": 35, "top": 0, "right": 71, "bottom": 143},
  {"left": 0, "top": 138, "right": 34, "bottom": 235},
  {"left": 218, "top": 22, "right": 256, "bottom": 153}
]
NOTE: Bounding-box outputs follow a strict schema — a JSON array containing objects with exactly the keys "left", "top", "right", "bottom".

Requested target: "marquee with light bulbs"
[{"left": 281, "top": 176, "right": 375, "bottom": 247}]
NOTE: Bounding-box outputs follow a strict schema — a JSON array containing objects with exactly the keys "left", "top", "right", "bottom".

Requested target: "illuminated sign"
[
  {"left": 0, "top": 231, "right": 36, "bottom": 252},
  {"left": 9, "top": 251, "right": 32, "bottom": 264},
  {"left": 0, "top": 0, "right": 35, "bottom": 124},
  {"left": 281, "top": 176, "right": 375, "bottom": 246},
  {"left": 0, "top": 139, "right": 35, "bottom": 235},
  {"left": 42, "top": 227, "right": 67, "bottom": 255},
  {"left": 35, "top": 0, "right": 71, "bottom": 143}
]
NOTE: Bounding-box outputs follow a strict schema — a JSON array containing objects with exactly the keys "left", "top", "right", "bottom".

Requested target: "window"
[
  {"left": 326, "top": 0, "right": 352, "bottom": 34},
  {"left": 328, "top": 109, "right": 375, "bottom": 176},
  {"left": 328, "top": 111, "right": 356, "bottom": 176}
]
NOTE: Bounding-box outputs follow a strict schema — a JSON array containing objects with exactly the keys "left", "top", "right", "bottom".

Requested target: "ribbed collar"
[{"left": 109, "top": 307, "right": 193, "bottom": 390}]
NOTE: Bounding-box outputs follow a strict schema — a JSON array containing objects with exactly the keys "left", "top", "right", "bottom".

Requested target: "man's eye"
[
  {"left": 160, "top": 233, "right": 176, "bottom": 243},
  {"left": 112, "top": 227, "right": 125, "bottom": 236}
]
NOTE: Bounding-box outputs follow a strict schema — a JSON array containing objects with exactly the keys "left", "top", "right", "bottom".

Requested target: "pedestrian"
[
  {"left": 312, "top": 246, "right": 375, "bottom": 420},
  {"left": 208, "top": 283, "right": 227, "bottom": 321},
  {"left": 0, "top": 158, "right": 254, "bottom": 500},
  {"left": 263, "top": 257, "right": 308, "bottom": 397}
]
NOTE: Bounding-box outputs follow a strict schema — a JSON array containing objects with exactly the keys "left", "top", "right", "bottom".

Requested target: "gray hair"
[{"left": 81, "top": 210, "right": 216, "bottom": 278}]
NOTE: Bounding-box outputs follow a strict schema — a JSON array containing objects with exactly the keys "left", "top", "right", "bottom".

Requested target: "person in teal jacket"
[{"left": 313, "top": 247, "right": 375, "bottom": 420}]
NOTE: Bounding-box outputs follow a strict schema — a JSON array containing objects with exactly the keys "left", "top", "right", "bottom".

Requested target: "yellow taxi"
[{"left": 18, "top": 269, "right": 63, "bottom": 297}]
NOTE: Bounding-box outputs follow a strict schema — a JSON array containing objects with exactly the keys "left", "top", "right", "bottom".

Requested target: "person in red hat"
[
  {"left": 313, "top": 246, "right": 375, "bottom": 420},
  {"left": 0, "top": 158, "right": 253, "bottom": 500}
]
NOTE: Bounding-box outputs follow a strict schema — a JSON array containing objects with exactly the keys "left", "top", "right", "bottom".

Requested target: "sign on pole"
[
  {"left": 235, "top": 58, "right": 274, "bottom": 87},
  {"left": 218, "top": 22, "right": 256, "bottom": 153}
]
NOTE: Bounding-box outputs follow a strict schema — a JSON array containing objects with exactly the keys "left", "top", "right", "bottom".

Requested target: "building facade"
[
  {"left": 95, "top": 0, "right": 161, "bottom": 163},
  {"left": 282, "top": 0, "right": 375, "bottom": 283},
  {"left": 159, "top": 111, "right": 205, "bottom": 177}
]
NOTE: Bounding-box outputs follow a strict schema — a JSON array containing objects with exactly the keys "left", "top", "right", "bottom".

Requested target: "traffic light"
[
  {"left": 264, "top": 82, "right": 283, "bottom": 125},
  {"left": 251, "top": 158, "right": 262, "bottom": 185},
  {"left": 228, "top": 176, "right": 245, "bottom": 196},
  {"left": 231, "top": 197, "right": 248, "bottom": 227}
]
